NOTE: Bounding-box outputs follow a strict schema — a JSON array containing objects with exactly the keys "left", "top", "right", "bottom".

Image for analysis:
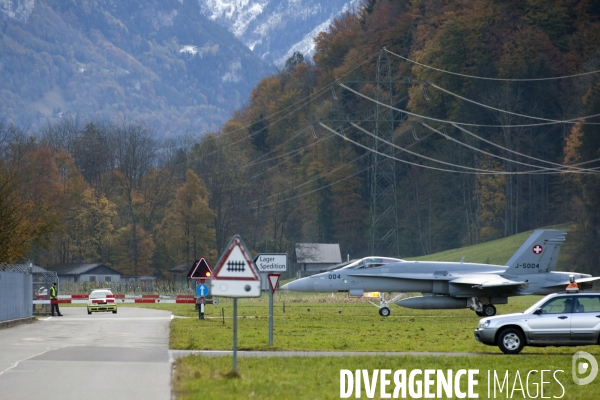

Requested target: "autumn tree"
[
  {"left": 72, "top": 189, "right": 117, "bottom": 263},
  {"left": 156, "top": 170, "right": 216, "bottom": 272},
  {"left": 111, "top": 224, "right": 155, "bottom": 276},
  {"left": 475, "top": 159, "right": 506, "bottom": 242},
  {"left": 0, "top": 169, "right": 36, "bottom": 261}
]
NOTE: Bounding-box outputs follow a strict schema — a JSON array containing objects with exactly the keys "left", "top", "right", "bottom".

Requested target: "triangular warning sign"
[
  {"left": 268, "top": 274, "right": 280, "bottom": 293},
  {"left": 212, "top": 235, "right": 259, "bottom": 281},
  {"left": 188, "top": 258, "right": 213, "bottom": 279}
]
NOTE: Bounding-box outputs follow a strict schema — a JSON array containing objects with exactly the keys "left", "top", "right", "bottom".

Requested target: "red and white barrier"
[{"left": 33, "top": 294, "right": 197, "bottom": 305}]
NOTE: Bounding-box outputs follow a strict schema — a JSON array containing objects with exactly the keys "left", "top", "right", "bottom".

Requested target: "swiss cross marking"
[
  {"left": 227, "top": 260, "right": 246, "bottom": 273},
  {"left": 532, "top": 245, "right": 543, "bottom": 254}
]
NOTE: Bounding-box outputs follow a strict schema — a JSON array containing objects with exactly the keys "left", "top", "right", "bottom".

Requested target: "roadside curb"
[{"left": 0, "top": 316, "right": 36, "bottom": 330}]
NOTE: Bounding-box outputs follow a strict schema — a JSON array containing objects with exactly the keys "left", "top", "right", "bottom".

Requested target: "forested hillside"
[
  {"left": 2, "top": 0, "right": 600, "bottom": 277},
  {"left": 0, "top": 0, "right": 272, "bottom": 136}
]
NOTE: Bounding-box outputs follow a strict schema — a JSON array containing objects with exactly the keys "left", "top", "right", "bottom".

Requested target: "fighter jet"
[{"left": 281, "top": 230, "right": 600, "bottom": 317}]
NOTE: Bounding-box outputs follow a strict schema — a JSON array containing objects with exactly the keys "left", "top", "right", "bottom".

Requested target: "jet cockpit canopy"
[{"left": 340, "top": 257, "right": 404, "bottom": 270}]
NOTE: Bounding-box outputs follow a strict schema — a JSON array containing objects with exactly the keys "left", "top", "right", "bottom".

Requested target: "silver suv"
[{"left": 474, "top": 292, "right": 600, "bottom": 354}]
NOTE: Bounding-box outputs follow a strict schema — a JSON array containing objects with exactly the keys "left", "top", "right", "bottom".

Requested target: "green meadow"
[
  {"left": 172, "top": 354, "right": 595, "bottom": 400},
  {"left": 161, "top": 294, "right": 598, "bottom": 354},
  {"left": 122, "top": 294, "right": 600, "bottom": 399}
]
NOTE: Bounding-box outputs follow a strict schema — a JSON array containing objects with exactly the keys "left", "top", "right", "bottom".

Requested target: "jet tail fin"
[{"left": 504, "top": 229, "right": 566, "bottom": 275}]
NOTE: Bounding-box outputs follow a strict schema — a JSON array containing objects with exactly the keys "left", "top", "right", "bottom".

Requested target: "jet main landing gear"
[{"left": 470, "top": 297, "right": 497, "bottom": 316}]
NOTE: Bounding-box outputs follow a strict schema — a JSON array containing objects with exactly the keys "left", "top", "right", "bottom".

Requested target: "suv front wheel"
[{"left": 497, "top": 328, "right": 525, "bottom": 354}]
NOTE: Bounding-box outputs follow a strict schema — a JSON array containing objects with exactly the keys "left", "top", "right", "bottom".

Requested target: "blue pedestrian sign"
[{"left": 196, "top": 283, "right": 209, "bottom": 297}]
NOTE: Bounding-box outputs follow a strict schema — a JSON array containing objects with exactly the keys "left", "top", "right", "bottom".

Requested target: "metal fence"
[
  {"left": 59, "top": 279, "right": 198, "bottom": 296},
  {"left": 0, "top": 264, "right": 33, "bottom": 322}
]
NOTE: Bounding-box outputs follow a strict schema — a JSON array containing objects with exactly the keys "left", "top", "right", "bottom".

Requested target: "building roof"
[
  {"left": 295, "top": 243, "right": 342, "bottom": 264},
  {"left": 46, "top": 263, "right": 122, "bottom": 276},
  {"left": 12, "top": 263, "right": 52, "bottom": 274}
]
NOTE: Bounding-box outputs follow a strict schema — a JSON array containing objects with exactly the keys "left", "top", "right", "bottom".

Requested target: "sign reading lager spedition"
[{"left": 254, "top": 253, "right": 288, "bottom": 272}]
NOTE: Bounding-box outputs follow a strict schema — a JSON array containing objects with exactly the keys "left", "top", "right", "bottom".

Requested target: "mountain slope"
[
  {"left": 0, "top": 0, "right": 274, "bottom": 136},
  {"left": 199, "top": 0, "right": 360, "bottom": 65}
]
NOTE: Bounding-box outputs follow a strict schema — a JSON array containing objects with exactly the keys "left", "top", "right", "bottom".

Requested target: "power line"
[
  {"left": 245, "top": 132, "right": 334, "bottom": 168},
  {"left": 450, "top": 123, "right": 600, "bottom": 173},
  {"left": 250, "top": 152, "right": 368, "bottom": 204},
  {"left": 252, "top": 165, "right": 369, "bottom": 209},
  {"left": 216, "top": 51, "right": 381, "bottom": 141},
  {"left": 320, "top": 121, "right": 502, "bottom": 175},
  {"left": 338, "top": 83, "right": 600, "bottom": 128},
  {"left": 349, "top": 121, "right": 497, "bottom": 173},
  {"left": 246, "top": 127, "right": 306, "bottom": 165},
  {"left": 429, "top": 82, "right": 600, "bottom": 125},
  {"left": 218, "top": 91, "right": 327, "bottom": 150},
  {"left": 323, "top": 121, "right": 596, "bottom": 175},
  {"left": 384, "top": 48, "right": 600, "bottom": 81},
  {"left": 419, "top": 122, "right": 600, "bottom": 174}
]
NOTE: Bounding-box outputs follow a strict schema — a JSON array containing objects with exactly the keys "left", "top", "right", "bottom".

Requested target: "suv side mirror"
[{"left": 534, "top": 308, "right": 543, "bottom": 315}]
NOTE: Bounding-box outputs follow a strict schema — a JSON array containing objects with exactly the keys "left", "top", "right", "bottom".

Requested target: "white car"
[{"left": 87, "top": 289, "right": 117, "bottom": 314}]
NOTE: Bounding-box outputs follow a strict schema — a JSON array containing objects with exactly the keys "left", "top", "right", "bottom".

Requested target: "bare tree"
[
  {"left": 37, "top": 116, "right": 81, "bottom": 155},
  {"left": 111, "top": 122, "right": 157, "bottom": 275}
]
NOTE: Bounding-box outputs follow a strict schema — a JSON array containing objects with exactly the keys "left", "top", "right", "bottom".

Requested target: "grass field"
[
  {"left": 173, "top": 355, "right": 595, "bottom": 399},
  {"left": 120, "top": 294, "right": 595, "bottom": 356},
  {"left": 118, "top": 292, "right": 600, "bottom": 399}
]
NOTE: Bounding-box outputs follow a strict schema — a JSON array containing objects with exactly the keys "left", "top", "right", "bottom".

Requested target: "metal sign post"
[
  {"left": 233, "top": 298, "right": 238, "bottom": 371},
  {"left": 254, "top": 255, "right": 287, "bottom": 347},
  {"left": 269, "top": 290, "right": 273, "bottom": 346},
  {"left": 195, "top": 281, "right": 209, "bottom": 320},
  {"left": 188, "top": 258, "right": 213, "bottom": 320},
  {"left": 267, "top": 273, "right": 281, "bottom": 347},
  {"left": 210, "top": 235, "right": 261, "bottom": 373}
]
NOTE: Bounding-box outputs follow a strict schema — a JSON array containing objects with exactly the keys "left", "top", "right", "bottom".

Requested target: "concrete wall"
[{"left": 0, "top": 271, "right": 33, "bottom": 322}]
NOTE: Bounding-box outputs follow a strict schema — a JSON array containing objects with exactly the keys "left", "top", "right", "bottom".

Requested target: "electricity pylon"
[{"left": 369, "top": 49, "right": 399, "bottom": 256}]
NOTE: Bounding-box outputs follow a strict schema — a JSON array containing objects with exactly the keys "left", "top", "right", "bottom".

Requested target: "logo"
[{"left": 572, "top": 351, "right": 598, "bottom": 385}]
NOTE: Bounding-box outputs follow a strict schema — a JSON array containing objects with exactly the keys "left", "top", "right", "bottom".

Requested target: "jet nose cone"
[{"left": 279, "top": 277, "right": 312, "bottom": 292}]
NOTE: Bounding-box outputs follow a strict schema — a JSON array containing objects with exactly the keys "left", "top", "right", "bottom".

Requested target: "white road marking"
[{"left": 0, "top": 348, "right": 53, "bottom": 377}]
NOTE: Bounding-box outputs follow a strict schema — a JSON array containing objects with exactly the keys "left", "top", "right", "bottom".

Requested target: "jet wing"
[
  {"left": 542, "top": 276, "right": 600, "bottom": 288},
  {"left": 346, "top": 272, "right": 523, "bottom": 289},
  {"left": 448, "top": 274, "right": 528, "bottom": 289},
  {"left": 347, "top": 272, "right": 452, "bottom": 280}
]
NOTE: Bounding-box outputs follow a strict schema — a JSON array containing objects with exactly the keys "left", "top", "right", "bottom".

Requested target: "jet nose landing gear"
[
  {"left": 369, "top": 293, "right": 407, "bottom": 317},
  {"left": 379, "top": 307, "right": 390, "bottom": 317}
]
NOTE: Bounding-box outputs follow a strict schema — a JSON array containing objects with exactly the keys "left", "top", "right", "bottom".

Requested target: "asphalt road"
[{"left": 0, "top": 308, "right": 172, "bottom": 400}]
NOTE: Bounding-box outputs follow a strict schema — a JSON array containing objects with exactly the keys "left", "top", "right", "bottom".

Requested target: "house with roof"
[
  {"left": 45, "top": 263, "right": 122, "bottom": 283},
  {"left": 13, "top": 262, "right": 58, "bottom": 294},
  {"left": 295, "top": 243, "right": 342, "bottom": 278}
]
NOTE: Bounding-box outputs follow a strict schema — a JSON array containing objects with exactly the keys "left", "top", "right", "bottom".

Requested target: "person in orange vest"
[
  {"left": 50, "top": 283, "right": 63, "bottom": 316},
  {"left": 566, "top": 275, "right": 579, "bottom": 292}
]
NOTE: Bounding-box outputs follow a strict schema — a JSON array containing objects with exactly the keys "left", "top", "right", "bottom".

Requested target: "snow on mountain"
[
  {"left": 0, "top": 0, "right": 35, "bottom": 22},
  {"left": 198, "top": 0, "right": 360, "bottom": 65}
]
